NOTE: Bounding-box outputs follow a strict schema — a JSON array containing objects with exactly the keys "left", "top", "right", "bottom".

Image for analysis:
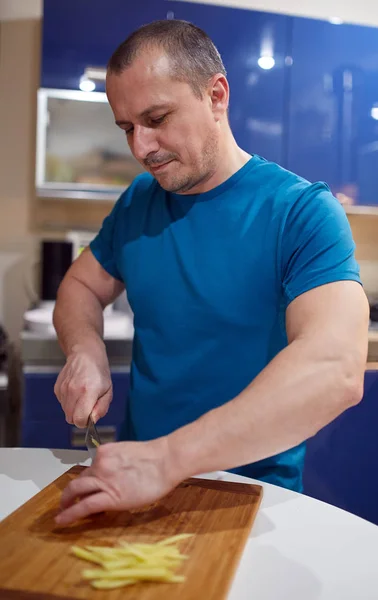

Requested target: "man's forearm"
[
  {"left": 167, "top": 337, "right": 365, "bottom": 481},
  {"left": 53, "top": 275, "right": 105, "bottom": 357}
]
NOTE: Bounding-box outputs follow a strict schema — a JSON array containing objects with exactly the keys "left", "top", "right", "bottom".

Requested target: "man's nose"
[{"left": 132, "top": 125, "right": 160, "bottom": 162}]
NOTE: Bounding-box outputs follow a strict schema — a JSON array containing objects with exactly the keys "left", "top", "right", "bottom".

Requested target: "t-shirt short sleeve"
[
  {"left": 89, "top": 195, "right": 124, "bottom": 282},
  {"left": 281, "top": 182, "right": 361, "bottom": 307}
]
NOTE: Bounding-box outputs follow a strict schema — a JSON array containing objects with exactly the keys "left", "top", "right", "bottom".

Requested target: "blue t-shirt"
[{"left": 90, "top": 155, "right": 361, "bottom": 492}]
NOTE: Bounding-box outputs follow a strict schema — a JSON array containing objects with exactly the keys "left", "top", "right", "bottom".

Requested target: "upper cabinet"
[
  {"left": 287, "top": 17, "right": 378, "bottom": 205},
  {"left": 43, "top": 0, "right": 291, "bottom": 165},
  {"left": 39, "top": 0, "right": 291, "bottom": 197},
  {"left": 40, "top": 1, "right": 378, "bottom": 206},
  {"left": 36, "top": 88, "right": 145, "bottom": 199},
  {"left": 41, "top": 0, "right": 167, "bottom": 91},
  {"left": 39, "top": 0, "right": 168, "bottom": 198},
  {"left": 162, "top": 2, "right": 291, "bottom": 165}
]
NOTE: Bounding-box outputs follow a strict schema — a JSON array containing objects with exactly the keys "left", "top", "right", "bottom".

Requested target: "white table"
[{"left": 1, "top": 448, "right": 377, "bottom": 599}]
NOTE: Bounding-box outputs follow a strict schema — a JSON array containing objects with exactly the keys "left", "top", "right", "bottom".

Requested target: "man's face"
[{"left": 106, "top": 49, "right": 220, "bottom": 193}]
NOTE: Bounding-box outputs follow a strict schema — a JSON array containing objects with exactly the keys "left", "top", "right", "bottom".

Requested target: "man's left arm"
[
  {"left": 55, "top": 280, "right": 368, "bottom": 526},
  {"left": 167, "top": 279, "right": 369, "bottom": 478}
]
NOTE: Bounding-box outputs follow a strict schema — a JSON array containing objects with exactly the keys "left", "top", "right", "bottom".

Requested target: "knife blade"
[{"left": 85, "top": 414, "right": 101, "bottom": 461}]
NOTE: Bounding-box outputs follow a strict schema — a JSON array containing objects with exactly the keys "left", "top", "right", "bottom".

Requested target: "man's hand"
[
  {"left": 54, "top": 343, "right": 112, "bottom": 428},
  {"left": 55, "top": 438, "right": 178, "bottom": 526}
]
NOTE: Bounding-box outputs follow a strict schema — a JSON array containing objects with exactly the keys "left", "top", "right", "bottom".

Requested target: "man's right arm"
[
  {"left": 53, "top": 248, "right": 125, "bottom": 427},
  {"left": 53, "top": 248, "right": 124, "bottom": 355}
]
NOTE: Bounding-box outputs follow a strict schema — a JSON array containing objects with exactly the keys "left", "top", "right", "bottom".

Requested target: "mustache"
[{"left": 144, "top": 153, "right": 177, "bottom": 168}]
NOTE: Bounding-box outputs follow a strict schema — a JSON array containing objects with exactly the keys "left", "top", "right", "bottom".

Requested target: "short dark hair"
[{"left": 107, "top": 19, "right": 227, "bottom": 98}]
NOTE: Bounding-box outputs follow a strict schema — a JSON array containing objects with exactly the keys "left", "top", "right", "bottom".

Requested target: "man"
[{"left": 53, "top": 20, "right": 369, "bottom": 526}]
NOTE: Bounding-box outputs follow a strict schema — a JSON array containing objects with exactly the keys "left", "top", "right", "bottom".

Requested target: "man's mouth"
[{"left": 149, "top": 160, "right": 174, "bottom": 173}]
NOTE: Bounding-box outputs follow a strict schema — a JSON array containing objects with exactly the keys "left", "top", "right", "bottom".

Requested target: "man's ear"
[{"left": 208, "top": 74, "right": 229, "bottom": 121}]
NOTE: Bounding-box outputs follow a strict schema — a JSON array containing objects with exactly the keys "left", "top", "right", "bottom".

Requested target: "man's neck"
[{"left": 182, "top": 133, "right": 251, "bottom": 195}]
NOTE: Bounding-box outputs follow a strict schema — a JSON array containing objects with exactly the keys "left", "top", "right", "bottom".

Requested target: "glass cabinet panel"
[{"left": 36, "top": 88, "right": 143, "bottom": 199}]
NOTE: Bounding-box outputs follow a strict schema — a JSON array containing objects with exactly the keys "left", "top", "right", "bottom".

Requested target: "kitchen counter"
[
  {"left": 366, "top": 361, "right": 378, "bottom": 369},
  {"left": 1, "top": 448, "right": 378, "bottom": 599},
  {"left": 20, "top": 327, "right": 378, "bottom": 366},
  {"left": 21, "top": 330, "right": 133, "bottom": 366},
  {"left": 368, "top": 329, "right": 378, "bottom": 362}
]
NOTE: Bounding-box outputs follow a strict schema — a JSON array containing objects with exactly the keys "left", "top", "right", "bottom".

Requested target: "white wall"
[
  {"left": 174, "top": 0, "right": 378, "bottom": 28},
  {"left": 0, "top": 19, "right": 40, "bottom": 342},
  {"left": 0, "top": 0, "right": 42, "bottom": 21}
]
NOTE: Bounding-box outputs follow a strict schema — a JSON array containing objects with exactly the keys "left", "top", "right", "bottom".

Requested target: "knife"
[{"left": 85, "top": 413, "right": 101, "bottom": 461}]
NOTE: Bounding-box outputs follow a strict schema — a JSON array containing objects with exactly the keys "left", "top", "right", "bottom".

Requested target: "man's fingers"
[
  {"left": 92, "top": 387, "right": 112, "bottom": 423},
  {"left": 55, "top": 376, "right": 88, "bottom": 426},
  {"left": 64, "top": 388, "right": 84, "bottom": 425},
  {"left": 59, "top": 476, "right": 101, "bottom": 510},
  {"left": 72, "top": 392, "right": 99, "bottom": 428},
  {"left": 55, "top": 491, "right": 113, "bottom": 526}
]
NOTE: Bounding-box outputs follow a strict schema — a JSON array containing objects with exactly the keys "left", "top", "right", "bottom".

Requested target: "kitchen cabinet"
[
  {"left": 303, "top": 369, "right": 378, "bottom": 525},
  {"left": 41, "top": 0, "right": 167, "bottom": 90},
  {"left": 41, "top": 2, "right": 378, "bottom": 206},
  {"left": 35, "top": 87, "right": 144, "bottom": 197},
  {"left": 168, "top": 1, "right": 291, "bottom": 164},
  {"left": 42, "top": 0, "right": 291, "bottom": 164},
  {"left": 21, "top": 368, "right": 130, "bottom": 449},
  {"left": 288, "top": 17, "right": 378, "bottom": 205}
]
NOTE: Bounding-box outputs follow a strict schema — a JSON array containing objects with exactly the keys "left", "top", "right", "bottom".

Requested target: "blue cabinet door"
[
  {"left": 42, "top": 0, "right": 167, "bottom": 90},
  {"left": 303, "top": 370, "right": 378, "bottom": 525},
  {"left": 288, "top": 17, "right": 378, "bottom": 205},
  {"left": 21, "top": 420, "right": 125, "bottom": 450},
  {"left": 167, "top": 2, "right": 291, "bottom": 164},
  {"left": 21, "top": 368, "right": 130, "bottom": 449}
]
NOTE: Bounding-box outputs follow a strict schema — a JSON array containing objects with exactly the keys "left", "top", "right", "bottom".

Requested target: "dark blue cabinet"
[
  {"left": 42, "top": 0, "right": 167, "bottom": 90},
  {"left": 21, "top": 368, "right": 130, "bottom": 449},
  {"left": 288, "top": 17, "right": 378, "bottom": 205},
  {"left": 303, "top": 370, "right": 378, "bottom": 525},
  {"left": 168, "top": 1, "right": 291, "bottom": 164},
  {"left": 41, "top": 2, "right": 378, "bottom": 204},
  {"left": 42, "top": 0, "right": 291, "bottom": 164}
]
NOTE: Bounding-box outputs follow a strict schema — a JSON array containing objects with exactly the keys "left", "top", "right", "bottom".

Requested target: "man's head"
[{"left": 106, "top": 20, "right": 230, "bottom": 194}]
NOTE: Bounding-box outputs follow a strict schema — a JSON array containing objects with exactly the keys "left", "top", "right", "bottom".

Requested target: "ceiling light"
[
  {"left": 79, "top": 76, "right": 96, "bottom": 92},
  {"left": 371, "top": 105, "right": 378, "bottom": 120},
  {"left": 258, "top": 56, "right": 275, "bottom": 70}
]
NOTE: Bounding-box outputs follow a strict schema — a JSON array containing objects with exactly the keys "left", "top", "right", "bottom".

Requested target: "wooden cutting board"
[{"left": 0, "top": 466, "right": 263, "bottom": 600}]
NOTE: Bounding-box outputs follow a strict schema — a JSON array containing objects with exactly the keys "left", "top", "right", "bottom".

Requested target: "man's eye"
[
  {"left": 125, "top": 127, "right": 134, "bottom": 135},
  {"left": 151, "top": 115, "right": 166, "bottom": 125}
]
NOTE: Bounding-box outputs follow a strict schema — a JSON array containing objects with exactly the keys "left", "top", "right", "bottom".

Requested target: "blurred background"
[{"left": 1, "top": 0, "right": 378, "bottom": 524}]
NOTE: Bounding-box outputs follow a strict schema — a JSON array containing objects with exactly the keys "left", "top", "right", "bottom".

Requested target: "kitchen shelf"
[{"left": 345, "top": 205, "right": 378, "bottom": 216}]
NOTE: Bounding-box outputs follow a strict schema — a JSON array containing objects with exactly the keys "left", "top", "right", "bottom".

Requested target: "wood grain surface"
[{"left": 0, "top": 466, "right": 263, "bottom": 600}]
